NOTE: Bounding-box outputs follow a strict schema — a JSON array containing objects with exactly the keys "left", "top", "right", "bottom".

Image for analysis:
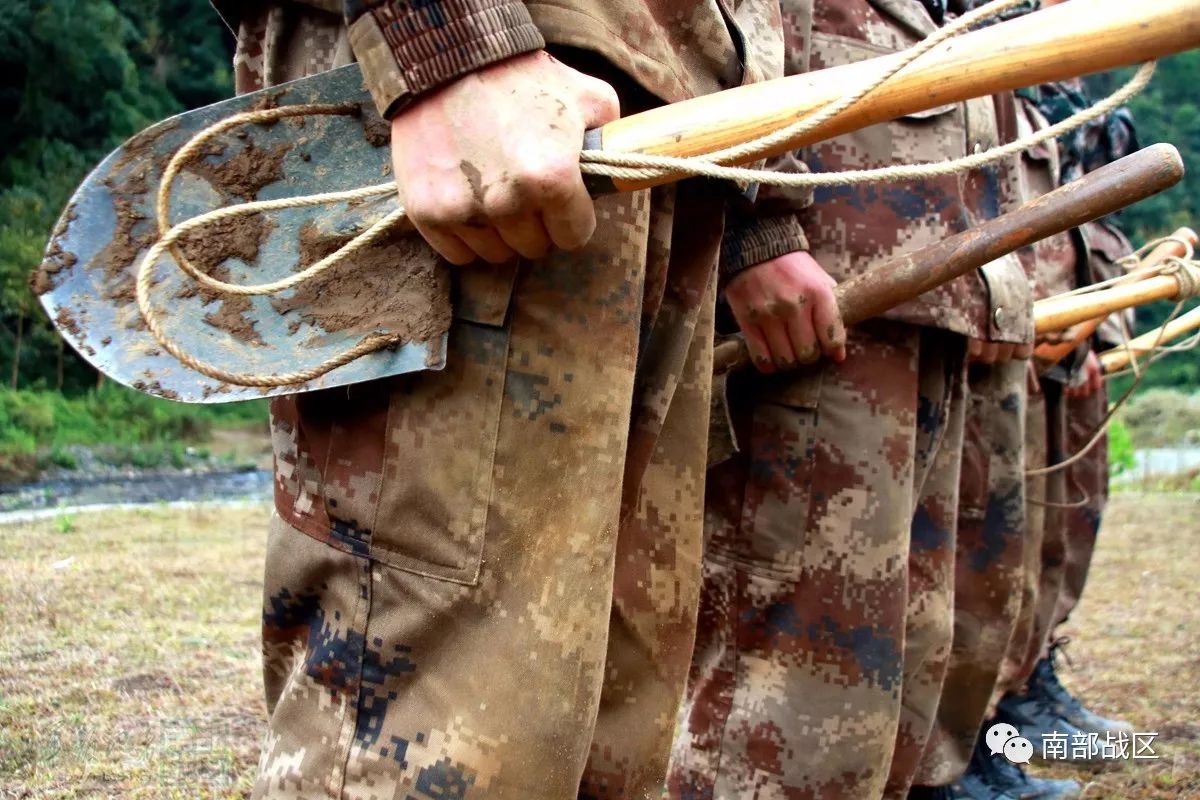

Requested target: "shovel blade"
[{"left": 33, "top": 63, "right": 449, "bottom": 404}]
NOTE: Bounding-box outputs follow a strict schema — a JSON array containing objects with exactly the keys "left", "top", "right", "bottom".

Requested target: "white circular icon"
[{"left": 985, "top": 722, "right": 1020, "bottom": 756}]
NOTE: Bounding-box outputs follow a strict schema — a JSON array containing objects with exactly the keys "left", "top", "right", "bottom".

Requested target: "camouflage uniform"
[
  {"left": 992, "top": 93, "right": 1085, "bottom": 705},
  {"left": 913, "top": 358, "right": 1028, "bottom": 786},
  {"left": 997, "top": 91, "right": 1137, "bottom": 697},
  {"left": 214, "top": 1, "right": 793, "bottom": 797},
  {"left": 667, "top": 1, "right": 1031, "bottom": 797},
  {"left": 1051, "top": 222, "right": 1131, "bottom": 637},
  {"left": 915, "top": 94, "right": 1072, "bottom": 784}
]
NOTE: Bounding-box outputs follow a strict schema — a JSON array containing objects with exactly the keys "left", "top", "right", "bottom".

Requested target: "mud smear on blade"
[{"left": 274, "top": 221, "right": 451, "bottom": 346}]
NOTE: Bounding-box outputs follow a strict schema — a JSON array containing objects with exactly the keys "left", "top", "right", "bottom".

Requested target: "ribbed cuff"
[
  {"left": 720, "top": 215, "right": 809, "bottom": 280},
  {"left": 348, "top": 0, "right": 546, "bottom": 118}
]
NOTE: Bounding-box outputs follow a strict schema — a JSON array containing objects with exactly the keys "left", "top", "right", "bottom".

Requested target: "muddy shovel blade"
[{"left": 34, "top": 63, "right": 449, "bottom": 404}]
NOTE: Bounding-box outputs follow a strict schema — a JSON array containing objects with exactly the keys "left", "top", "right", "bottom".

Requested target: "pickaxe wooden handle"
[
  {"left": 713, "top": 144, "right": 1185, "bottom": 375},
  {"left": 585, "top": 0, "right": 1200, "bottom": 192},
  {"left": 1032, "top": 228, "right": 1198, "bottom": 363},
  {"left": 1100, "top": 305, "right": 1200, "bottom": 373}
]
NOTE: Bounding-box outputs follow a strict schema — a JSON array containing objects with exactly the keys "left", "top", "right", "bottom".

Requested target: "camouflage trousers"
[
  {"left": 914, "top": 361, "right": 1028, "bottom": 785},
  {"left": 1051, "top": 382, "right": 1109, "bottom": 634},
  {"left": 234, "top": 8, "right": 722, "bottom": 799},
  {"left": 995, "top": 377, "right": 1067, "bottom": 699},
  {"left": 669, "top": 321, "right": 967, "bottom": 800}
]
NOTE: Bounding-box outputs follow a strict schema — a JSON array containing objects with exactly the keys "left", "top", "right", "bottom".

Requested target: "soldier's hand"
[
  {"left": 389, "top": 51, "right": 620, "bottom": 265},
  {"left": 967, "top": 338, "right": 1034, "bottom": 364},
  {"left": 725, "top": 251, "right": 846, "bottom": 373},
  {"left": 1066, "top": 351, "right": 1104, "bottom": 398}
]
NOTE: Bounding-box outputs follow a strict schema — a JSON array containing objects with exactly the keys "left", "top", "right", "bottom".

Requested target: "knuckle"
[
  {"left": 481, "top": 188, "right": 523, "bottom": 221},
  {"left": 524, "top": 154, "right": 580, "bottom": 198},
  {"left": 422, "top": 189, "right": 477, "bottom": 227}
]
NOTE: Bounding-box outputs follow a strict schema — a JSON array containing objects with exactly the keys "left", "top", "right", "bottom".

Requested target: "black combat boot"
[
  {"left": 996, "top": 691, "right": 1103, "bottom": 764},
  {"left": 1031, "top": 639, "right": 1132, "bottom": 737},
  {"left": 955, "top": 726, "right": 1082, "bottom": 799}
]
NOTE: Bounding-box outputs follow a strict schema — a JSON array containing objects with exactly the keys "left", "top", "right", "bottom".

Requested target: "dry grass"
[
  {"left": 1034, "top": 493, "right": 1200, "bottom": 799},
  {"left": 0, "top": 505, "right": 270, "bottom": 799},
  {"left": 0, "top": 495, "right": 1196, "bottom": 798}
]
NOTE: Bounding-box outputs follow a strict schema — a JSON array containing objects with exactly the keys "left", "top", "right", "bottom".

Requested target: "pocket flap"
[{"left": 454, "top": 261, "right": 520, "bottom": 327}]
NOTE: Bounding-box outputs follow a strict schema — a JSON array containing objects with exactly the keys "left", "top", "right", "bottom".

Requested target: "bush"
[
  {"left": 1108, "top": 419, "right": 1136, "bottom": 476},
  {"left": 1117, "top": 388, "right": 1200, "bottom": 448},
  {"left": 0, "top": 386, "right": 267, "bottom": 479}
]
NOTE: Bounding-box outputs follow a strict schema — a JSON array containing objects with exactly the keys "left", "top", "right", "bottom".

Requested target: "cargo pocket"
[
  {"left": 369, "top": 263, "right": 519, "bottom": 585},
  {"left": 958, "top": 374, "right": 991, "bottom": 523},
  {"left": 707, "top": 367, "right": 824, "bottom": 581}
]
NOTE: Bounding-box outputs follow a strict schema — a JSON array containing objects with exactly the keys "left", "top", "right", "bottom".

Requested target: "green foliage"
[
  {"left": 1087, "top": 55, "right": 1200, "bottom": 396},
  {"left": 1107, "top": 418, "right": 1136, "bottom": 476},
  {"left": 1116, "top": 388, "right": 1200, "bottom": 449},
  {"left": 0, "top": 0, "right": 232, "bottom": 393},
  {"left": 0, "top": 385, "right": 265, "bottom": 479}
]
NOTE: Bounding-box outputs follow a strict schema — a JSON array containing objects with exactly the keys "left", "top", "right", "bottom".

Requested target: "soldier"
[
  {"left": 211, "top": 1, "right": 792, "bottom": 798},
  {"left": 667, "top": 1, "right": 1034, "bottom": 797},
  {"left": 994, "top": 83, "right": 1136, "bottom": 763},
  {"left": 909, "top": 74, "right": 1088, "bottom": 800}
]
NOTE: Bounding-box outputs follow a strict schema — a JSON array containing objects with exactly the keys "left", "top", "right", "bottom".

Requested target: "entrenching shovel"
[{"left": 36, "top": 0, "right": 1200, "bottom": 403}]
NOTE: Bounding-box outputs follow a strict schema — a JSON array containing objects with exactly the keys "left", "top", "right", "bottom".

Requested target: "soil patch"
[
  {"left": 175, "top": 215, "right": 275, "bottom": 346},
  {"left": 187, "top": 140, "right": 290, "bottom": 202},
  {"left": 359, "top": 102, "right": 391, "bottom": 148},
  {"left": 30, "top": 206, "right": 79, "bottom": 295},
  {"left": 270, "top": 220, "right": 450, "bottom": 343}
]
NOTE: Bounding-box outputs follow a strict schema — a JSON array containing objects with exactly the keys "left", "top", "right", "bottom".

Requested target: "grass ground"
[
  {"left": 0, "top": 495, "right": 1196, "bottom": 798},
  {"left": 0, "top": 506, "right": 268, "bottom": 799},
  {"left": 1035, "top": 493, "right": 1200, "bottom": 799}
]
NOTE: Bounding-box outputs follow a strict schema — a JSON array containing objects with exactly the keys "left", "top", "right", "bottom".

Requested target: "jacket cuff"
[
  {"left": 720, "top": 215, "right": 809, "bottom": 281},
  {"left": 347, "top": 0, "right": 545, "bottom": 118}
]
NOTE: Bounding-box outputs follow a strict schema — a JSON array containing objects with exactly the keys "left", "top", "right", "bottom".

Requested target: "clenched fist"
[
  {"left": 390, "top": 51, "right": 621, "bottom": 265},
  {"left": 1066, "top": 350, "right": 1104, "bottom": 398},
  {"left": 967, "top": 338, "right": 1034, "bottom": 364},
  {"left": 725, "top": 251, "right": 846, "bottom": 372}
]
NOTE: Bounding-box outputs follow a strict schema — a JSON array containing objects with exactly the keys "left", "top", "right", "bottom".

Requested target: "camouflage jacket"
[
  {"left": 724, "top": 0, "right": 1032, "bottom": 342},
  {"left": 1013, "top": 94, "right": 1082, "bottom": 303},
  {"left": 1018, "top": 81, "right": 1138, "bottom": 352},
  {"left": 1083, "top": 220, "right": 1135, "bottom": 351},
  {"left": 214, "top": 0, "right": 786, "bottom": 114}
]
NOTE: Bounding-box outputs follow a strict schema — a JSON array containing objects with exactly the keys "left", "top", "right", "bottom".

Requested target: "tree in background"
[
  {"left": 0, "top": 0, "right": 232, "bottom": 393},
  {"left": 1089, "top": 55, "right": 1200, "bottom": 396}
]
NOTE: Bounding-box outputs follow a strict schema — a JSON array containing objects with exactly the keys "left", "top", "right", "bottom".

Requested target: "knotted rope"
[
  {"left": 1025, "top": 235, "right": 1200, "bottom": 481},
  {"left": 136, "top": 0, "right": 1155, "bottom": 388}
]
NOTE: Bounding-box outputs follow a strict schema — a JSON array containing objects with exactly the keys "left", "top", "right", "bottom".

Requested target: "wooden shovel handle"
[
  {"left": 713, "top": 144, "right": 1185, "bottom": 375},
  {"left": 585, "top": 0, "right": 1200, "bottom": 192},
  {"left": 1100, "top": 305, "right": 1200, "bottom": 373}
]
